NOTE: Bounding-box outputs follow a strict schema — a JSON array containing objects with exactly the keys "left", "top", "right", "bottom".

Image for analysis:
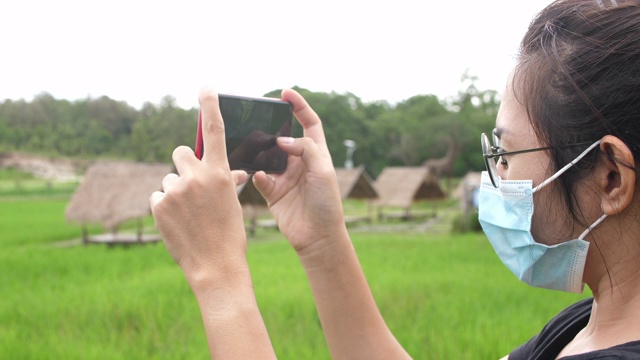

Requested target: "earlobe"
[{"left": 598, "top": 135, "right": 636, "bottom": 216}]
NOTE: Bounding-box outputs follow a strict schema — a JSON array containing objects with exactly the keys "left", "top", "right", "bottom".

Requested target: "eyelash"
[{"left": 495, "top": 148, "right": 509, "bottom": 166}]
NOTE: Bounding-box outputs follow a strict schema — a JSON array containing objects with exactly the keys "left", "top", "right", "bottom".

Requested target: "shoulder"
[
  {"left": 533, "top": 297, "right": 593, "bottom": 344},
  {"left": 562, "top": 341, "right": 640, "bottom": 359},
  {"left": 552, "top": 297, "right": 593, "bottom": 322},
  {"left": 510, "top": 298, "right": 593, "bottom": 360}
]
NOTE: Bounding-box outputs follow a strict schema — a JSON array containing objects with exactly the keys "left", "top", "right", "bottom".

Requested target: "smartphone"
[{"left": 195, "top": 94, "right": 293, "bottom": 173}]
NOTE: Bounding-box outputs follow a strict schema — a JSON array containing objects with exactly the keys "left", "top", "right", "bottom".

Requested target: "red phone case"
[{"left": 195, "top": 111, "right": 204, "bottom": 160}]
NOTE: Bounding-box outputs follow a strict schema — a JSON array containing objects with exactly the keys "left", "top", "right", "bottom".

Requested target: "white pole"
[{"left": 343, "top": 139, "right": 356, "bottom": 169}]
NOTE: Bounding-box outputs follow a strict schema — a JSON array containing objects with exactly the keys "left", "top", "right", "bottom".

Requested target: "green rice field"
[{"left": 0, "top": 175, "right": 591, "bottom": 359}]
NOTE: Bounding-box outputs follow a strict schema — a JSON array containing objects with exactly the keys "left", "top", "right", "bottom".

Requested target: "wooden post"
[
  {"left": 82, "top": 225, "right": 88, "bottom": 245},
  {"left": 137, "top": 218, "right": 143, "bottom": 242}
]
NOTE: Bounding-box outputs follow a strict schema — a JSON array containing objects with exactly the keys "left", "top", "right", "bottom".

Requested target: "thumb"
[{"left": 252, "top": 171, "right": 276, "bottom": 200}]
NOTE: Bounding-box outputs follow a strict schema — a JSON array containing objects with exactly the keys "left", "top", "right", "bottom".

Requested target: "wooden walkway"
[
  {"left": 84, "top": 233, "right": 162, "bottom": 246},
  {"left": 350, "top": 204, "right": 459, "bottom": 234}
]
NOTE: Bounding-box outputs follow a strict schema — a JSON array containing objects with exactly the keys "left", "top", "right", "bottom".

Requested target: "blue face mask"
[{"left": 478, "top": 140, "right": 606, "bottom": 293}]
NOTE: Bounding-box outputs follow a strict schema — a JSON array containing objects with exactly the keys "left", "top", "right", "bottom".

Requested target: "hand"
[
  {"left": 253, "top": 90, "right": 409, "bottom": 360},
  {"left": 149, "top": 88, "right": 250, "bottom": 286},
  {"left": 253, "top": 89, "right": 347, "bottom": 254}
]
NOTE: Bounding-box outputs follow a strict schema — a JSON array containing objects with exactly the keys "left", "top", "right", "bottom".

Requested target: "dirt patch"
[{"left": 0, "top": 152, "right": 90, "bottom": 181}]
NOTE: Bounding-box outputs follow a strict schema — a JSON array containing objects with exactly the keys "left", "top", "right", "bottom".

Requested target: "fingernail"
[{"left": 278, "top": 137, "right": 295, "bottom": 145}]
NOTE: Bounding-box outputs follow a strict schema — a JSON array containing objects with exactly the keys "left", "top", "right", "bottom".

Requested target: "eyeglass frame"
[{"left": 481, "top": 129, "right": 591, "bottom": 188}]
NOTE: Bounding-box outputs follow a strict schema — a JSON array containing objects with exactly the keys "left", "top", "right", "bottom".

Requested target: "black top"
[{"left": 510, "top": 298, "right": 640, "bottom": 359}]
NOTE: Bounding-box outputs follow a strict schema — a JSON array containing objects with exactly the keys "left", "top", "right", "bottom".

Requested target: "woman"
[
  {"left": 480, "top": 1, "right": 640, "bottom": 358},
  {"left": 150, "top": 0, "right": 640, "bottom": 358}
]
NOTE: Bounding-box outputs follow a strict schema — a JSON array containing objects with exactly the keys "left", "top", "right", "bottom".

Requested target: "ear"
[{"left": 596, "top": 135, "right": 636, "bottom": 215}]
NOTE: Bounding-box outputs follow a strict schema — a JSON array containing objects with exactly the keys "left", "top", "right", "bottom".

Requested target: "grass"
[
  {"left": 0, "top": 168, "right": 78, "bottom": 198},
  {"left": 0, "top": 174, "right": 592, "bottom": 359}
]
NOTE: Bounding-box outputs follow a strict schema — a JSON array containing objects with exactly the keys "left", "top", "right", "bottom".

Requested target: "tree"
[
  {"left": 0, "top": 75, "right": 500, "bottom": 178},
  {"left": 131, "top": 99, "right": 197, "bottom": 162},
  {"left": 447, "top": 71, "right": 500, "bottom": 175}
]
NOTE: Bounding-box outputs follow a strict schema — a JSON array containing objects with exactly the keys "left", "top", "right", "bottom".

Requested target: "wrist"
[
  {"left": 296, "top": 225, "right": 352, "bottom": 271},
  {"left": 189, "top": 264, "right": 260, "bottom": 324},
  {"left": 188, "top": 261, "right": 277, "bottom": 359},
  {"left": 193, "top": 277, "right": 258, "bottom": 318},
  {"left": 185, "top": 255, "right": 253, "bottom": 297}
]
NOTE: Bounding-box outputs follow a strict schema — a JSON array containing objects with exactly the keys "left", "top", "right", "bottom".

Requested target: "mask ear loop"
[
  {"left": 578, "top": 214, "right": 607, "bottom": 240},
  {"left": 533, "top": 140, "right": 602, "bottom": 193}
]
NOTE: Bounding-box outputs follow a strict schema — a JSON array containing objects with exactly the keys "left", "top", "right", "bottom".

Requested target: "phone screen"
[{"left": 195, "top": 94, "right": 293, "bottom": 173}]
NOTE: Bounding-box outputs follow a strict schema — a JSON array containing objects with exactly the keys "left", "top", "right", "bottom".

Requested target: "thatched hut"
[
  {"left": 65, "top": 161, "right": 172, "bottom": 244},
  {"left": 334, "top": 165, "right": 378, "bottom": 200},
  {"left": 334, "top": 166, "right": 379, "bottom": 224},
  {"left": 374, "top": 166, "right": 445, "bottom": 220}
]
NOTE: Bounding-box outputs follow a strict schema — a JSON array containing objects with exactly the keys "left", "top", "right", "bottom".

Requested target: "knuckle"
[
  {"left": 204, "top": 119, "right": 225, "bottom": 135},
  {"left": 299, "top": 137, "right": 314, "bottom": 146},
  {"left": 209, "top": 169, "right": 235, "bottom": 187}
]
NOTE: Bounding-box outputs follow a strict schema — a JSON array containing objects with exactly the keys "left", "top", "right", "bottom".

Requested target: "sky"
[{"left": 1, "top": 0, "right": 554, "bottom": 110}]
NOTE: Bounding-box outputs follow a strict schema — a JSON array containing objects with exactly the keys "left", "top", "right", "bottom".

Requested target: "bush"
[{"left": 451, "top": 211, "right": 482, "bottom": 233}]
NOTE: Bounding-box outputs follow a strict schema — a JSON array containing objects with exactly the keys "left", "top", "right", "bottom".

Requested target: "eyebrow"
[{"left": 493, "top": 127, "right": 511, "bottom": 139}]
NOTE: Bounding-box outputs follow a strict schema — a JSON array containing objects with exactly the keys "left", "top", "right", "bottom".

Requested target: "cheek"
[
  {"left": 530, "top": 185, "right": 574, "bottom": 245},
  {"left": 498, "top": 154, "right": 551, "bottom": 184}
]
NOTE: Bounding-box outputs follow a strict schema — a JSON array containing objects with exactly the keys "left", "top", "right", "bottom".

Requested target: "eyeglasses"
[
  {"left": 481, "top": 129, "right": 595, "bottom": 188},
  {"left": 481, "top": 129, "right": 555, "bottom": 188}
]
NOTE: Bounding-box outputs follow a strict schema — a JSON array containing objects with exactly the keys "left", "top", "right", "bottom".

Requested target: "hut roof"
[
  {"left": 374, "top": 167, "right": 445, "bottom": 208},
  {"left": 334, "top": 165, "right": 378, "bottom": 200},
  {"left": 65, "top": 161, "right": 173, "bottom": 230}
]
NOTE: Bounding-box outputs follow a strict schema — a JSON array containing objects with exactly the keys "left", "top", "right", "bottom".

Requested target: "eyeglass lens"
[{"left": 481, "top": 132, "right": 500, "bottom": 187}]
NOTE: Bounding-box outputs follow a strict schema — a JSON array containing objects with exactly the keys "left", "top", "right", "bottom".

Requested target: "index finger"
[
  {"left": 281, "top": 88, "right": 327, "bottom": 147},
  {"left": 199, "top": 88, "right": 230, "bottom": 166}
]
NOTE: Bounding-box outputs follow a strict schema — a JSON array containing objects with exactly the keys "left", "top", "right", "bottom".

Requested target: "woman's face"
[{"left": 494, "top": 84, "right": 577, "bottom": 245}]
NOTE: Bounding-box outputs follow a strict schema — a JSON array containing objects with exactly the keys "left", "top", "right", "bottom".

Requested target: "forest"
[{"left": 0, "top": 74, "right": 499, "bottom": 178}]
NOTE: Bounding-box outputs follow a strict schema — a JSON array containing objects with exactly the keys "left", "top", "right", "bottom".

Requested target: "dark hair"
[{"left": 513, "top": 0, "right": 640, "bottom": 223}]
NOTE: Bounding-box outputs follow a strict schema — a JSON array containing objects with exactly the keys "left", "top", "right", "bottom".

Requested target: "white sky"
[{"left": 0, "top": 0, "right": 554, "bottom": 110}]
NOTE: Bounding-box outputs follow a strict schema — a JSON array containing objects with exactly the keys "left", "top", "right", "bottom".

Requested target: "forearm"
[
  {"left": 190, "top": 265, "right": 276, "bottom": 360},
  {"left": 298, "top": 227, "right": 411, "bottom": 360}
]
